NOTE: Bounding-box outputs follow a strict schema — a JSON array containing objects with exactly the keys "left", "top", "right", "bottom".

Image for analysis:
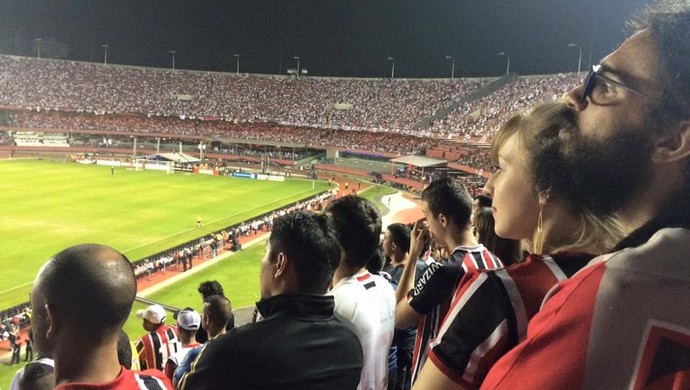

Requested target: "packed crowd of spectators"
[
  {"left": 0, "top": 55, "right": 486, "bottom": 134},
  {"left": 428, "top": 73, "right": 581, "bottom": 140}
]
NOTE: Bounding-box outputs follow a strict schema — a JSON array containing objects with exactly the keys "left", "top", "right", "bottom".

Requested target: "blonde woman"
[{"left": 411, "top": 102, "right": 623, "bottom": 389}]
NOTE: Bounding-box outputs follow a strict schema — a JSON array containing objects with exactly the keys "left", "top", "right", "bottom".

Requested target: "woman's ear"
[{"left": 537, "top": 189, "right": 552, "bottom": 209}]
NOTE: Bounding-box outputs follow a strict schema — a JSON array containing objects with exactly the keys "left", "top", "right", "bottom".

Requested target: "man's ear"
[
  {"left": 652, "top": 121, "right": 690, "bottom": 163},
  {"left": 438, "top": 213, "right": 448, "bottom": 228},
  {"left": 274, "top": 252, "right": 288, "bottom": 279},
  {"left": 45, "top": 304, "right": 58, "bottom": 341}
]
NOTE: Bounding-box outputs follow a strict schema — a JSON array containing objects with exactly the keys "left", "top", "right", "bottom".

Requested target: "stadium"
[{"left": 3, "top": 0, "right": 688, "bottom": 389}]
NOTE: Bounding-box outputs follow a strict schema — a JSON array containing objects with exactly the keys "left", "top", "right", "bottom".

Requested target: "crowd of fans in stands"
[
  {"left": 0, "top": 55, "right": 486, "bottom": 134},
  {"left": 429, "top": 73, "right": 581, "bottom": 140}
]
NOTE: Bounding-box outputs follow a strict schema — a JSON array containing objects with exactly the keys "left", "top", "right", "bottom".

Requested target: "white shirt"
[{"left": 329, "top": 271, "right": 396, "bottom": 390}]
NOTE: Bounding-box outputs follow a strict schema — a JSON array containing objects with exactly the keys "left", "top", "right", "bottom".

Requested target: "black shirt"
[{"left": 179, "top": 294, "right": 363, "bottom": 390}]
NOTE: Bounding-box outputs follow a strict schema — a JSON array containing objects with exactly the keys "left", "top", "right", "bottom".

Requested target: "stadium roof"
[
  {"left": 159, "top": 152, "right": 201, "bottom": 163},
  {"left": 390, "top": 155, "right": 447, "bottom": 168}
]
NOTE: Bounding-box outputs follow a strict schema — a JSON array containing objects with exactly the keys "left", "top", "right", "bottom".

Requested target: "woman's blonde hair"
[{"left": 491, "top": 102, "right": 624, "bottom": 254}]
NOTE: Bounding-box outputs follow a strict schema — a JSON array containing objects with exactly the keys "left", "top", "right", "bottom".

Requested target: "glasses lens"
[{"left": 580, "top": 69, "right": 596, "bottom": 103}]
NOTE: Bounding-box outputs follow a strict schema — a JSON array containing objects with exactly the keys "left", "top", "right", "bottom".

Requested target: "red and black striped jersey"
[
  {"left": 427, "top": 252, "right": 593, "bottom": 388},
  {"left": 136, "top": 325, "right": 180, "bottom": 371},
  {"left": 408, "top": 244, "right": 502, "bottom": 384},
  {"left": 483, "top": 228, "right": 690, "bottom": 389}
]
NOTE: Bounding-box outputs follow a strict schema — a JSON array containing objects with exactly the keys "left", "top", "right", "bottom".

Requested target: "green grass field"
[{"left": 0, "top": 159, "right": 327, "bottom": 309}]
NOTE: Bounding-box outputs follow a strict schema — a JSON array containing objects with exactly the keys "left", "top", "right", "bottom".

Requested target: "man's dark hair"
[
  {"left": 204, "top": 295, "right": 234, "bottom": 330},
  {"left": 117, "top": 329, "right": 132, "bottom": 369},
  {"left": 198, "top": 281, "right": 225, "bottom": 300},
  {"left": 38, "top": 244, "right": 136, "bottom": 338},
  {"left": 268, "top": 211, "right": 341, "bottom": 294},
  {"left": 387, "top": 223, "right": 411, "bottom": 254},
  {"left": 325, "top": 196, "right": 382, "bottom": 269},
  {"left": 366, "top": 246, "right": 386, "bottom": 275},
  {"left": 632, "top": 1, "right": 690, "bottom": 120},
  {"left": 19, "top": 361, "right": 54, "bottom": 390},
  {"left": 475, "top": 194, "right": 493, "bottom": 208},
  {"left": 421, "top": 177, "right": 473, "bottom": 229}
]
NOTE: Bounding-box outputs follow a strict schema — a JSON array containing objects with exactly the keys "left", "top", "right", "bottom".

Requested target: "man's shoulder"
[{"left": 605, "top": 227, "right": 690, "bottom": 277}]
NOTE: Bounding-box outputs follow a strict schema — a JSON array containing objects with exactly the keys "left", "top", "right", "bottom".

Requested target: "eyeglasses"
[{"left": 580, "top": 64, "right": 656, "bottom": 104}]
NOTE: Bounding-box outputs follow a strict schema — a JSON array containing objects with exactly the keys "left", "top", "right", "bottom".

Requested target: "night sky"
[{"left": 0, "top": 0, "right": 654, "bottom": 78}]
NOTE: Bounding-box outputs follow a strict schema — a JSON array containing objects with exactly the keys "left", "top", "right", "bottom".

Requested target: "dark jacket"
[{"left": 179, "top": 293, "right": 363, "bottom": 390}]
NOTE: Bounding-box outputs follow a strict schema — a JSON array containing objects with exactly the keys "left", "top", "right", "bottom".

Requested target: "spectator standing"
[
  {"left": 164, "top": 308, "right": 201, "bottom": 381},
  {"left": 326, "top": 196, "right": 396, "bottom": 390},
  {"left": 179, "top": 212, "right": 363, "bottom": 390},
  {"left": 394, "top": 178, "right": 502, "bottom": 385},
  {"left": 25, "top": 329, "right": 34, "bottom": 362},
  {"left": 173, "top": 295, "right": 232, "bottom": 387},
  {"left": 135, "top": 304, "right": 180, "bottom": 371},
  {"left": 194, "top": 280, "right": 234, "bottom": 344},
  {"left": 382, "top": 223, "right": 426, "bottom": 390},
  {"left": 30, "top": 244, "right": 172, "bottom": 389}
]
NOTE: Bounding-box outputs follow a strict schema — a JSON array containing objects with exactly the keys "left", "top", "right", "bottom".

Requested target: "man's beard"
[{"left": 530, "top": 120, "right": 654, "bottom": 216}]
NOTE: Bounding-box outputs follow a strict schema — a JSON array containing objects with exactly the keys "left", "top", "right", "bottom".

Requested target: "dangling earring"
[{"left": 534, "top": 208, "right": 544, "bottom": 254}]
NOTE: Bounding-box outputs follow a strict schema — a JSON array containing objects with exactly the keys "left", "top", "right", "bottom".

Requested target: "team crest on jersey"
[{"left": 630, "top": 320, "right": 690, "bottom": 389}]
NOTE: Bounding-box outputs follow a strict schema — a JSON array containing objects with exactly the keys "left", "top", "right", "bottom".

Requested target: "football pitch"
[{"left": 0, "top": 158, "right": 328, "bottom": 309}]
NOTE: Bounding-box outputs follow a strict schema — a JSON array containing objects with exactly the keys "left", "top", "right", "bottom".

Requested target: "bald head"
[{"left": 33, "top": 244, "right": 136, "bottom": 339}]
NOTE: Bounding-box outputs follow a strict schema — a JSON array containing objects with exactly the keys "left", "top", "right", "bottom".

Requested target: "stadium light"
[
  {"left": 35, "top": 38, "right": 42, "bottom": 59},
  {"left": 102, "top": 44, "right": 109, "bottom": 66},
  {"left": 233, "top": 54, "right": 240, "bottom": 75},
  {"left": 169, "top": 50, "right": 177, "bottom": 70},
  {"left": 387, "top": 57, "right": 395, "bottom": 79},
  {"left": 293, "top": 56, "right": 300, "bottom": 78},
  {"left": 445, "top": 55, "right": 455, "bottom": 80},
  {"left": 498, "top": 52, "right": 510, "bottom": 74},
  {"left": 568, "top": 43, "right": 583, "bottom": 74}
]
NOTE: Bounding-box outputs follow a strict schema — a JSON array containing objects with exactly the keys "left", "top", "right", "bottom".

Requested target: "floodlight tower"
[
  {"left": 498, "top": 52, "right": 511, "bottom": 74},
  {"left": 568, "top": 43, "right": 583, "bottom": 74}
]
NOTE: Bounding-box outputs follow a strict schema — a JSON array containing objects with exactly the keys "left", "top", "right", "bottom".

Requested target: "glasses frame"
[{"left": 580, "top": 64, "right": 656, "bottom": 104}]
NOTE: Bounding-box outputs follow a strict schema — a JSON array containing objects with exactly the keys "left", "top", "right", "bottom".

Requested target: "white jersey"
[{"left": 329, "top": 271, "right": 396, "bottom": 390}]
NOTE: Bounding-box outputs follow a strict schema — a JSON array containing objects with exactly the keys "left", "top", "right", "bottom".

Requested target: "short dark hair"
[
  {"left": 366, "top": 246, "right": 386, "bottom": 275},
  {"left": 421, "top": 178, "right": 473, "bottom": 229},
  {"left": 19, "top": 361, "right": 54, "bottom": 390},
  {"left": 325, "top": 196, "right": 382, "bottom": 269},
  {"left": 203, "top": 295, "right": 234, "bottom": 330},
  {"left": 269, "top": 211, "right": 341, "bottom": 294},
  {"left": 198, "top": 281, "right": 225, "bottom": 300},
  {"left": 38, "top": 244, "right": 136, "bottom": 337},
  {"left": 387, "top": 223, "right": 411, "bottom": 253}
]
